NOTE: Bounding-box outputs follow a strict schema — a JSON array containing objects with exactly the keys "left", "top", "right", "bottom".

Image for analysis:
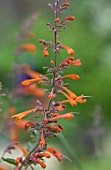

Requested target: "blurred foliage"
[{"left": 0, "top": 0, "right": 111, "bottom": 169}]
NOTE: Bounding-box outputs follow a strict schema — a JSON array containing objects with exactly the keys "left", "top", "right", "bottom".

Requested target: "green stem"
[{"left": 47, "top": 8, "right": 58, "bottom": 111}]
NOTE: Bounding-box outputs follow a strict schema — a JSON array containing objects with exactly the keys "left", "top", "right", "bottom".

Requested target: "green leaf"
[{"left": 2, "top": 157, "right": 17, "bottom": 166}]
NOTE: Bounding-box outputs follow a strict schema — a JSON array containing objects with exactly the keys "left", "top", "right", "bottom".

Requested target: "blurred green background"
[{"left": 0, "top": 0, "right": 111, "bottom": 170}]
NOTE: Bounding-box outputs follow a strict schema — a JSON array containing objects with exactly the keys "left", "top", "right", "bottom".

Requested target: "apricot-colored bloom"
[
  {"left": 16, "top": 120, "right": 28, "bottom": 129},
  {"left": 61, "top": 85, "right": 86, "bottom": 106},
  {"left": 21, "top": 78, "right": 42, "bottom": 87},
  {"left": 43, "top": 113, "right": 48, "bottom": 125},
  {"left": 36, "top": 159, "right": 46, "bottom": 169},
  {"left": 46, "top": 124, "right": 63, "bottom": 132},
  {"left": 70, "top": 59, "right": 81, "bottom": 66},
  {"left": 63, "top": 2, "right": 70, "bottom": 6},
  {"left": 48, "top": 88, "right": 55, "bottom": 99},
  {"left": 34, "top": 153, "right": 51, "bottom": 159},
  {"left": 54, "top": 18, "right": 60, "bottom": 23},
  {"left": 43, "top": 45, "right": 49, "bottom": 57},
  {"left": 55, "top": 105, "right": 64, "bottom": 112},
  {"left": 39, "top": 130, "right": 46, "bottom": 148},
  {"left": 52, "top": 113, "right": 59, "bottom": 117},
  {"left": 25, "top": 122, "right": 35, "bottom": 130},
  {"left": 65, "top": 16, "right": 75, "bottom": 21},
  {"left": 11, "top": 108, "right": 36, "bottom": 123},
  {"left": 50, "top": 112, "right": 74, "bottom": 121},
  {"left": 46, "top": 148, "right": 64, "bottom": 162},
  {"left": 62, "top": 86, "right": 76, "bottom": 99},
  {"left": 15, "top": 157, "right": 21, "bottom": 164},
  {"left": 20, "top": 43, "right": 36, "bottom": 54},
  {"left": 14, "top": 145, "right": 28, "bottom": 157},
  {"left": 76, "top": 95, "right": 87, "bottom": 103},
  {"left": 60, "top": 56, "right": 74, "bottom": 67},
  {"left": 39, "top": 39, "right": 45, "bottom": 43},
  {"left": 62, "top": 74, "right": 80, "bottom": 80},
  {"left": 61, "top": 91, "right": 77, "bottom": 106},
  {"left": 61, "top": 86, "right": 87, "bottom": 106},
  {"left": 61, "top": 46, "right": 74, "bottom": 55}
]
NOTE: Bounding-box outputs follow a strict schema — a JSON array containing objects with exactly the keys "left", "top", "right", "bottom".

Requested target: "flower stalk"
[{"left": 1, "top": 1, "right": 88, "bottom": 170}]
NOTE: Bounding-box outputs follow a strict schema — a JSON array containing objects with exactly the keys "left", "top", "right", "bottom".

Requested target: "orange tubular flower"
[
  {"left": 21, "top": 78, "right": 42, "bottom": 87},
  {"left": 25, "top": 122, "right": 35, "bottom": 130},
  {"left": 65, "top": 16, "right": 75, "bottom": 21},
  {"left": 54, "top": 18, "right": 60, "bottom": 23},
  {"left": 63, "top": 2, "right": 70, "bottom": 7},
  {"left": 48, "top": 88, "right": 55, "bottom": 99},
  {"left": 52, "top": 113, "right": 59, "bottom": 117},
  {"left": 39, "top": 130, "right": 46, "bottom": 148},
  {"left": 61, "top": 46, "right": 74, "bottom": 55},
  {"left": 36, "top": 159, "right": 46, "bottom": 169},
  {"left": 76, "top": 95, "right": 87, "bottom": 104},
  {"left": 55, "top": 105, "right": 64, "bottom": 112},
  {"left": 70, "top": 59, "right": 81, "bottom": 66},
  {"left": 46, "top": 124, "right": 63, "bottom": 133},
  {"left": 60, "top": 91, "right": 77, "bottom": 106},
  {"left": 46, "top": 148, "right": 64, "bottom": 162},
  {"left": 15, "top": 157, "right": 21, "bottom": 164},
  {"left": 11, "top": 108, "right": 36, "bottom": 123},
  {"left": 50, "top": 112, "right": 74, "bottom": 121},
  {"left": 20, "top": 43, "right": 36, "bottom": 54},
  {"left": 62, "top": 74, "right": 80, "bottom": 80},
  {"left": 62, "top": 86, "right": 76, "bottom": 99},
  {"left": 16, "top": 120, "right": 28, "bottom": 129},
  {"left": 34, "top": 153, "right": 51, "bottom": 159},
  {"left": 14, "top": 145, "right": 29, "bottom": 157},
  {"left": 43, "top": 45, "right": 49, "bottom": 57},
  {"left": 61, "top": 86, "right": 86, "bottom": 106}
]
